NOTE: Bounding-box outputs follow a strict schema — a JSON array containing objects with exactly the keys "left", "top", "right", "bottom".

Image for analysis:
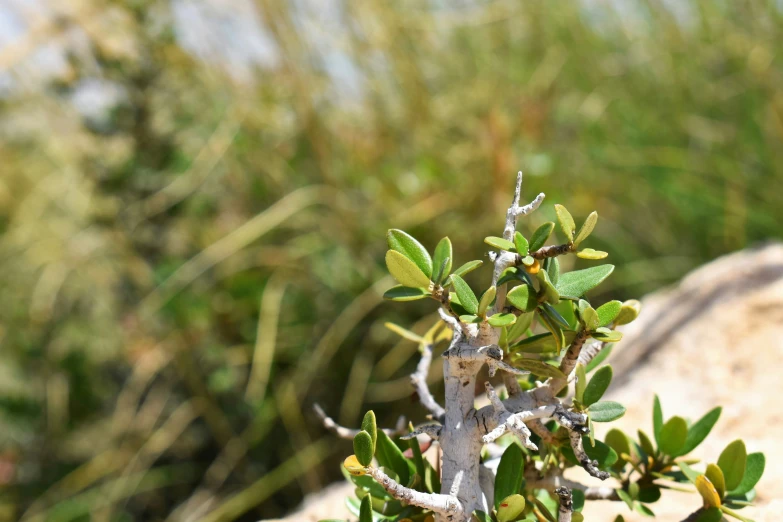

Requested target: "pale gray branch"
[
  {"left": 481, "top": 383, "right": 557, "bottom": 449},
  {"left": 313, "top": 404, "right": 406, "bottom": 439},
  {"left": 503, "top": 171, "right": 545, "bottom": 240},
  {"left": 524, "top": 472, "right": 619, "bottom": 500},
  {"left": 577, "top": 338, "right": 607, "bottom": 367},
  {"left": 411, "top": 343, "right": 446, "bottom": 420},
  {"left": 555, "top": 487, "right": 573, "bottom": 522},
  {"left": 400, "top": 423, "right": 442, "bottom": 441},
  {"left": 367, "top": 467, "right": 460, "bottom": 516},
  {"left": 492, "top": 171, "right": 545, "bottom": 321},
  {"left": 569, "top": 431, "right": 610, "bottom": 480}
]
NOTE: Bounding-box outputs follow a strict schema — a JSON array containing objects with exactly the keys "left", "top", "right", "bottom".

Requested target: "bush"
[{"left": 318, "top": 174, "right": 765, "bottom": 522}]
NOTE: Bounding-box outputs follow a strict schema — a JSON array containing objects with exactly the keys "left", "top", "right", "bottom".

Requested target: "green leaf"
[
  {"left": 386, "top": 250, "right": 432, "bottom": 288},
  {"left": 730, "top": 452, "right": 765, "bottom": 495},
  {"left": 604, "top": 428, "right": 631, "bottom": 467},
  {"left": 383, "top": 286, "right": 430, "bottom": 301},
  {"left": 616, "top": 489, "right": 633, "bottom": 510},
  {"left": 485, "top": 236, "right": 516, "bottom": 251},
  {"left": 554, "top": 204, "right": 576, "bottom": 240},
  {"left": 450, "top": 275, "right": 479, "bottom": 315},
  {"left": 497, "top": 266, "right": 527, "bottom": 286},
  {"left": 718, "top": 440, "right": 747, "bottom": 491},
  {"left": 583, "top": 365, "right": 613, "bottom": 407},
  {"left": 506, "top": 312, "right": 534, "bottom": 341},
  {"left": 576, "top": 249, "right": 608, "bottom": 260},
  {"left": 424, "top": 458, "right": 440, "bottom": 494},
  {"left": 512, "top": 331, "right": 577, "bottom": 354},
  {"left": 653, "top": 395, "right": 663, "bottom": 446},
  {"left": 488, "top": 313, "right": 517, "bottom": 327},
  {"left": 596, "top": 301, "right": 622, "bottom": 327},
  {"left": 706, "top": 463, "right": 726, "bottom": 499},
  {"left": 638, "top": 485, "right": 662, "bottom": 504},
  {"left": 574, "top": 211, "right": 598, "bottom": 245},
  {"left": 679, "top": 407, "right": 722, "bottom": 456},
  {"left": 532, "top": 497, "right": 557, "bottom": 522},
  {"left": 353, "top": 431, "right": 374, "bottom": 466},
  {"left": 552, "top": 298, "right": 575, "bottom": 328},
  {"left": 572, "top": 513, "right": 585, "bottom": 522},
  {"left": 514, "top": 359, "right": 566, "bottom": 380},
  {"left": 472, "top": 510, "right": 492, "bottom": 522},
  {"left": 589, "top": 401, "right": 626, "bottom": 422},
  {"left": 572, "top": 489, "right": 585, "bottom": 512},
  {"left": 693, "top": 507, "right": 723, "bottom": 522},
  {"left": 592, "top": 327, "right": 623, "bottom": 343},
  {"left": 361, "top": 411, "right": 378, "bottom": 451},
  {"left": 580, "top": 305, "right": 599, "bottom": 331},
  {"left": 575, "top": 363, "right": 587, "bottom": 403},
  {"left": 546, "top": 257, "right": 560, "bottom": 286},
  {"left": 537, "top": 312, "right": 565, "bottom": 353},
  {"left": 628, "top": 482, "right": 639, "bottom": 500},
  {"left": 494, "top": 443, "right": 524, "bottom": 509},
  {"left": 658, "top": 416, "right": 688, "bottom": 456},
  {"left": 384, "top": 323, "right": 424, "bottom": 343},
  {"left": 432, "top": 237, "right": 453, "bottom": 284},
  {"left": 637, "top": 429, "right": 655, "bottom": 459},
  {"left": 407, "top": 423, "right": 425, "bottom": 483},
  {"left": 678, "top": 461, "right": 701, "bottom": 484},
  {"left": 614, "top": 299, "right": 642, "bottom": 325},
  {"left": 478, "top": 286, "right": 497, "bottom": 316},
  {"left": 450, "top": 260, "right": 484, "bottom": 280},
  {"left": 359, "top": 495, "right": 373, "bottom": 522},
  {"left": 506, "top": 284, "right": 538, "bottom": 312},
  {"left": 514, "top": 232, "right": 529, "bottom": 256},
  {"left": 696, "top": 475, "right": 722, "bottom": 508},
  {"left": 635, "top": 503, "right": 655, "bottom": 517},
  {"left": 375, "top": 430, "right": 410, "bottom": 485},
  {"left": 585, "top": 343, "right": 613, "bottom": 372},
  {"left": 542, "top": 303, "right": 569, "bottom": 329},
  {"left": 520, "top": 255, "right": 536, "bottom": 266},
  {"left": 387, "top": 229, "right": 432, "bottom": 278},
  {"left": 529, "top": 222, "right": 555, "bottom": 251},
  {"left": 536, "top": 269, "right": 560, "bottom": 304},
  {"left": 497, "top": 494, "right": 526, "bottom": 522},
  {"left": 556, "top": 265, "right": 615, "bottom": 298},
  {"left": 460, "top": 314, "right": 481, "bottom": 324}
]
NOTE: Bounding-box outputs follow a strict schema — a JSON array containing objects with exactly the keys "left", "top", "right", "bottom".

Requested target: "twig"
[
  {"left": 481, "top": 383, "right": 557, "bottom": 449},
  {"left": 503, "top": 172, "right": 545, "bottom": 241},
  {"left": 400, "top": 423, "right": 442, "bottom": 441},
  {"left": 367, "top": 466, "right": 460, "bottom": 516},
  {"left": 576, "top": 338, "right": 607, "bottom": 367},
  {"left": 569, "top": 431, "right": 610, "bottom": 480},
  {"left": 492, "top": 172, "right": 545, "bottom": 321},
  {"left": 555, "top": 487, "right": 573, "bottom": 522},
  {"left": 411, "top": 343, "right": 446, "bottom": 420},
  {"left": 545, "top": 329, "right": 590, "bottom": 397},
  {"left": 312, "top": 404, "right": 406, "bottom": 439},
  {"left": 526, "top": 243, "right": 574, "bottom": 261},
  {"left": 527, "top": 419, "right": 556, "bottom": 445}
]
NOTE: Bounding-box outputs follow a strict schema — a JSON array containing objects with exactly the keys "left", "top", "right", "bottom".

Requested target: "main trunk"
[{"left": 437, "top": 348, "right": 486, "bottom": 522}]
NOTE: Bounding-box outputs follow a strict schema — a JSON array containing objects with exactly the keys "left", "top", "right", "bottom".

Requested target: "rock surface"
[{"left": 271, "top": 244, "right": 783, "bottom": 521}]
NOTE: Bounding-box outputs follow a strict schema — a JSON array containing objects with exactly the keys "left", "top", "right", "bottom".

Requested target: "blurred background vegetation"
[{"left": 0, "top": 0, "right": 781, "bottom": 520}]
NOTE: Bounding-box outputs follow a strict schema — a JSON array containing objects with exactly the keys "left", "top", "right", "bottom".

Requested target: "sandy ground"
[{"left": 273, "top": 244, "right": 783, "bottom": 522}]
